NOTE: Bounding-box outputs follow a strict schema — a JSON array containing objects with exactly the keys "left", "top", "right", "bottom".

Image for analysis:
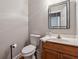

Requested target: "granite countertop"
[{"left": 40, "top": 35, "right": 78, "bottom": 46}]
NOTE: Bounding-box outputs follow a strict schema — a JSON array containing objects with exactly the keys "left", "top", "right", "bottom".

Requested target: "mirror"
[{"left": 48, "top": 0, "right": 70, "bottom": 29}]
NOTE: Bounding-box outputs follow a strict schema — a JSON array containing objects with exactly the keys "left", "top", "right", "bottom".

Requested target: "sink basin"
[
  {"left": 40, "top": 35, "right": 78, "bottom": 46},
  {"left": 47, "top": 37, "right": 78, "bottom": 46}
]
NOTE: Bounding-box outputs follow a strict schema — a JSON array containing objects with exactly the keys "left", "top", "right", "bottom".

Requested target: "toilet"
[{"left": 22, "top": 34, "right": 41, "bottom": 59}]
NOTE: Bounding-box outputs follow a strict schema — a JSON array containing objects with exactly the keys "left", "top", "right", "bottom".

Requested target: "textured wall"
[
  {"left": 28, "top": 0, "right": 77, "bottom": 35},
  {"left": 0, "top": 0, "right": 28, "bottom": 59}
]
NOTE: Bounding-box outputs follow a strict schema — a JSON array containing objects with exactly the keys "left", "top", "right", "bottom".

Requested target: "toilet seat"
[{"left": 22, "top": 45, "right": 36, "bottom": 57}]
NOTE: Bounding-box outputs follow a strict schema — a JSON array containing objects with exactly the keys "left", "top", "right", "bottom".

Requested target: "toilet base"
[
  {"left": 24, "top": 55, "right": 32, "bottom": 59},
  {"left": 24, "top": 55, "right": 35, "bottom": 59}
]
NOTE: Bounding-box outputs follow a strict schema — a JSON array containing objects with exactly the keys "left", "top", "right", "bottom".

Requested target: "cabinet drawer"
[
  {"left": 42, "top": 42, "right": 62, "bottom": 51},
  {"left": 42, "top": 41, "right": 78, "bottom": 57},
  {"left": 60, "top": 44, "right": 78, "bottom": 57}
]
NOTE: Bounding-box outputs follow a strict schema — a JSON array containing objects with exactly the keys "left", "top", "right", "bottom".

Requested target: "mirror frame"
[{"left": 48, "top": 0, "right": 70, "bottom": 29}]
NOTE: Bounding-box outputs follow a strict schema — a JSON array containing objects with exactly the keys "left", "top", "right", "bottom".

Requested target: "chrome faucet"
[{"left": 57, "top": 34, "right": 61, "bottom": 39}]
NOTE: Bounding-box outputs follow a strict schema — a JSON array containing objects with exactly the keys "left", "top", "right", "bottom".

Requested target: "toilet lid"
[{"left": 22, "top": 45, "right": 36, "bottom": 54}]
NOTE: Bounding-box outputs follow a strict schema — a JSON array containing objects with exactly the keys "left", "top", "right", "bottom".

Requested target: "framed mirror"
[{"left": 48, "top": 0, "right": 70, "bottom": 29}]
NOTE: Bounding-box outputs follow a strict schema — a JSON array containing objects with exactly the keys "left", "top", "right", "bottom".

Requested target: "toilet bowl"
[
  {"left": 22, "top": 34, "right": 41, "bottom": 59},
  {"left": 22, "top": 45, "right": 36, "bottom": 59}
]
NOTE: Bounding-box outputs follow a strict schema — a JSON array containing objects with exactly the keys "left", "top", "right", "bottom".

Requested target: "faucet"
[{"left": 57, "top": 34, "right": 61, "bottom": 39}]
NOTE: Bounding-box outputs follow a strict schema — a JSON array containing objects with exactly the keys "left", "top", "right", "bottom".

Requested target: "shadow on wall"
[{"left": 2, "top": 47, "right": 9, "bottom": 59}]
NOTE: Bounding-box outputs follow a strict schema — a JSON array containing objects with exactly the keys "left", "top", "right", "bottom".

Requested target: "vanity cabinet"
[
  {"left": 42, "top": 41, "right": 78, "bottom": 59},
  {"left": 42, "top": 49, "right": 59, "bottom": 59}
]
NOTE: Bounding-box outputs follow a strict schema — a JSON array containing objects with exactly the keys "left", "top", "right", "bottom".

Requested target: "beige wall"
[
  {"left": 0, "top": 0, "right": 28, "bottom": 59},
  {"left": 28, "top": 0, "right": 77, "bottom": 35}
]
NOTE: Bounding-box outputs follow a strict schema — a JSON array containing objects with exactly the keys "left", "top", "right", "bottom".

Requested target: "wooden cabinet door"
[
  {"left": 42, "top": 42, "right": 78, "bottom": 59},
  {"left": 42, "top": 49, "right": 59, "bottom": 59},
  {"left": 61, "top": 54, "right": 78, "bottom": 59}
]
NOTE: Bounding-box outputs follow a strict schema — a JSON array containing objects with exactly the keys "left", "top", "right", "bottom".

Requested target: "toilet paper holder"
[{"left": 10, "top": 44, "right": 17, "bottom": 59}]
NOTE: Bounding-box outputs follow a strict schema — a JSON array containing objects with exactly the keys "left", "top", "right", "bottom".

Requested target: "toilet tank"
[{"left": 30, "top": 34, "right": 41, "bottom": 46}]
